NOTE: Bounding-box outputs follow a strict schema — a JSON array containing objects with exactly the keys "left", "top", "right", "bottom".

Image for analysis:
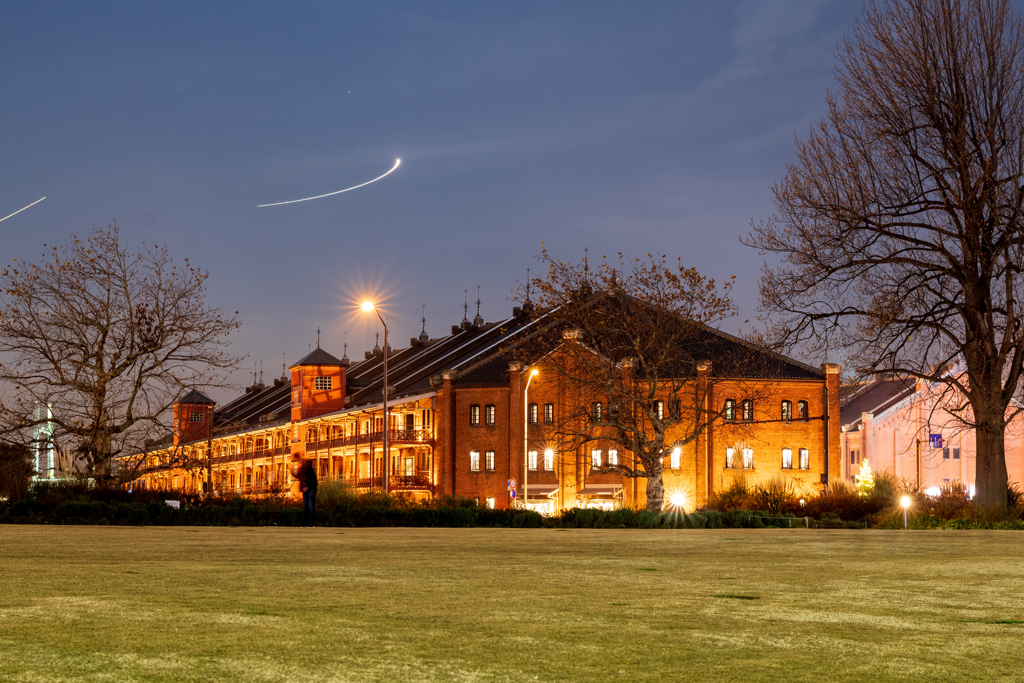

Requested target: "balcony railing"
[{"left": 305, "top": 429, "right": 434, "bottom": 452}]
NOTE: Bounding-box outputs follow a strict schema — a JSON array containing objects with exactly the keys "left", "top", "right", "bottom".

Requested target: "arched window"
[
  {"left": 544, "top": 403, "right": 554, "bottom": 423},
  {"left": 781, "top": 401, "right": 792, "bottom": 422},
  {"left": 798, "top": 400, "right": 808, "bottom": 420},
  {"left": 484, "top": 404, "right": 496, "bottom": 425},
  {"left": 724, "top": 399, "right": 736, "bottom": 421},
  {"left": 742, "top": 399, "right": 753, "bottom": 421},
  {"left": 781, "top": 448, "right": 793, "bottom": 469}
]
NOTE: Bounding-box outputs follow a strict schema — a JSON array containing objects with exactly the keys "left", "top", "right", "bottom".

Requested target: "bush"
[
  {"left": 749, "top": 477, "right": 796, "bottom": 515},
  {"left": 708, "top": 479, "right": 751, "bottom": 511}
]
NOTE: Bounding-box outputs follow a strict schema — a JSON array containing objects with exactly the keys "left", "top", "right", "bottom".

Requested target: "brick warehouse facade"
[{"left": 131, "top": 298, "right": 841, "bottom": 512}]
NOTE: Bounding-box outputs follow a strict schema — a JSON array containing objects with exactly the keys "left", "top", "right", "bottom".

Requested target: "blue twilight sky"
[{"left": 0, "top": 1, "right": 867, "bottom": 390}]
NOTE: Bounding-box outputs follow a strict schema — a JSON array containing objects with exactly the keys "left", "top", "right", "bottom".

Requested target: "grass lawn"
[{"left": 1, "top": 527, "right": 1022, "bottom": 682}]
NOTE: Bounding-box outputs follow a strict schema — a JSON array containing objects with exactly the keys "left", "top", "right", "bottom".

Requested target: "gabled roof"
[
  {"left": 177, "top": 389, "right": 214, "bottom": 405},
  {"left": 840, "top": 377, "right": 916, "bottom": 428},
  {"left": 290, "top": 347, "right": 346, "bottom": 368}
]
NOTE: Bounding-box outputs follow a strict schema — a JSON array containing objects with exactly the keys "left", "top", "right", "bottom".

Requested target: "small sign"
[
  {"left": 164, "top": 500, "right": 180, "bottom": 509},
  {"left": 930, "top": 434, "right": 943, "bottom": 449},
  {"left": 508, "top": 479, "right": 516, "bottom": 489}
]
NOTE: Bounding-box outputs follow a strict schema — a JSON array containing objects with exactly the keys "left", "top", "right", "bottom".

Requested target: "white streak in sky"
[
  {"left": 258, "top": 159, "right": 401, "bottom": 207},
  {"left": 0, "top": 197, "right": 46, "bottom": 223}
]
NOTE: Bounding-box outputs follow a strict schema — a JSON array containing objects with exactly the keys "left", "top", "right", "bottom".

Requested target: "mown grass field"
[{"left": 1, "top": 526, "right": 1022, "bottom": 682}]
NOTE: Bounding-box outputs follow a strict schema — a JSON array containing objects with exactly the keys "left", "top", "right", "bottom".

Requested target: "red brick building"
[{"left": 134, "top": 299, "right": 840, "bottom": 511}]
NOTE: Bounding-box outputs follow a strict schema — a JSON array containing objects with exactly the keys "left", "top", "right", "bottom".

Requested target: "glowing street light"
[
  {"left": 362, "top": 301, "right": 388, "bottom": 494},
  {"left": 901, "top": 495, "right": 911, "bottom": 530},
  {"left": 524, "top": 368, "right": 538, "bottom": 508}
]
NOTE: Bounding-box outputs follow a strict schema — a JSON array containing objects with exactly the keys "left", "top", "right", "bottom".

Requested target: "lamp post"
[
  {"left": 524, "top": 368, "right": 538, "bottom": 509},
  {"left": 901, "top": 495, "right": 911, "bottom": 530},
  {"left": 362, "top": 302, "right": 388, "bottom": 494}
]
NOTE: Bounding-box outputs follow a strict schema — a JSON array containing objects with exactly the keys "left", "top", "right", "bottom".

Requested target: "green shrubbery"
[{"left": 2, "top": 477, "right": 1021, "bottom": 529}]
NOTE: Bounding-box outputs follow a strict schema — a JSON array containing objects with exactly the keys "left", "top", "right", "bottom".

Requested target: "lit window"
[
  {"left": 782, "top": 448, "right": 793, "bottom": 469},
  {"left": 189, "top": 410, "right": 204, "bottom": 422},
  {"left": 469, "top": 451, "right": 480, "bottom": 472},
  {"left": 485, "top": 450, "right": 495, "bottom": 471},
  {"left": 529, "top": 403, "right": 538, "bottom": 424},
  {"left": 608, "top": 449, "right": 618, "bottom": 466},
  {"left": 953, "top": 447, "right": 960, "bottom": 460},
  {"left": 485, "top": 404, "right": 496, "bottom": 425},
  {"left": 593, "top": 402, "right": 603, "bottom": 422},
  {"left": 742, "top": 400, "right": 753, "bottom": 421},
  {"left": 314, "top": 376, "right": 332, "bottom": 391},
  {"left": 656, "top": 401, "right": 664, "bottom": 420},
  {"left": 799, "top": 448, "right": 809, "bottom": 470},
  {"left": 544, "top": 403, "right": 554, "bottom": 423},
  {"left": 670, "top": 447, "right": 681, "bottom": 470},
  {"left": 726, "top": 447, "right": 735, "bottom": 469},
  {"left": 798, "top": 401, "right": 808, "bottom": 420},
  {"left": 743, "top": 447, "right": 754, "bottom": 469},
  {"left": 469, "top": 405, "right": 480, "bottom": 426},
  {"left": 781, "top": 401, "right": 792, "bottom": 422},
  {"left": 543, "top": 449, "right": 554, "bottom": 471},
  {"left": 724, "top": 399, "right": 735, "bottom": 421},
  {"left": 528, "top": 450, "right": 538, "bottom": 471},
  {"left": 486, "top": 497, "right": 496, "bottom": 509},
  {"left": 591, "top": 450, "right": 602, "bottom": 468}
]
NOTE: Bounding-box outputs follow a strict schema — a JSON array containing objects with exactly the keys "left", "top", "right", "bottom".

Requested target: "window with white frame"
[
  {"left": 529, "top": 403, "right": 538, "bottom": 424},
  {"left": 528, "top": 450, "right": 538, "bottom": 471},
  {"left": 743, "top": 447, "right": 754, "bottom": 469},
  {"left": 608, "top": 449, "right": 618, "bottom": 466},
  {"left": 543, "top": 449, "right": 554, "bottom": 471},
  {"left": 485, "top": 450, "right": 495, "bottom": 471},
  {"left": 484, "top": 404, "right": 496, "bottom": 425},
  {"left": 469, "top": 405, "right": 480, "bottom": 425},
  {"left": 799, "top": 448, "right": 809, "bottom": 470},
  {"left": 670, "top": 447, "right": 681, "bottom": 470},
  {"left": 314, "top": 376, "right": 332, "bottom": 391},
  {"left": 726, "top": 447, "right": 735, "bottom": 469},
  {"left": 782, "top": 448, "right": 793, "bottom": 469},
  {"left": 189, "top": 410, "right": 204, "bottom": 422},
  {"left": 591, "top": 449, "right": 602, "bottom": 467},
  {"left": 544, "top": 403, "right": 554, "bottom": 423},
  {"left": 469, "top": 451, "right": 480, "bottom": 472}
]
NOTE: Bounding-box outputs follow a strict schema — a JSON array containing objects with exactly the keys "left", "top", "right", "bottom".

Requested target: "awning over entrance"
[
  {"left": 577, "top": 484, "right": 623, "bottom": 497},
  {"left": 523, "top": 484, "right": 559, "bottom": 499}
]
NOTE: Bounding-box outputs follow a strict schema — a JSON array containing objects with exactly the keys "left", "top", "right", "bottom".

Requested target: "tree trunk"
[
  {"left": 645, "top": 461, "right": 664, "bottom": 512},
  {"left": 974, "top": 414, "right": 1009, "bottom": 512}
]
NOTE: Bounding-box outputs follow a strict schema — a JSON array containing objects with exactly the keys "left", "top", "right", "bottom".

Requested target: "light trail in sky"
[
  {"left": 0, "top": 197, "right": 46, "bottom": 223},
  {"left": 257, "top": 159, "right": 401, "bottom": 207}
]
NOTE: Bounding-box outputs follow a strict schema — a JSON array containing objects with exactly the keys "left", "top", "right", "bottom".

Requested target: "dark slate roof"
[
  {"left": 290, "top": 347, "right": 346, "bottom": 368},
  {"left": 839, "top": 377, "right": 916, "bottom": 428},
  {"left": 178, "top": 389, "right": 214, "bottom": 405}
]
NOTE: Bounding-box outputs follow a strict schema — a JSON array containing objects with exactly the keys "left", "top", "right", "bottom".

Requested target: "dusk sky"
[{"left": 1, "top": 1, "right": 867, "bottom": 393}]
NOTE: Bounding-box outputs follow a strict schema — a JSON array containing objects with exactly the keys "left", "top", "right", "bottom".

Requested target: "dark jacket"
[{"left": 298, "top": 459, "right": 318, "bottom": 491}]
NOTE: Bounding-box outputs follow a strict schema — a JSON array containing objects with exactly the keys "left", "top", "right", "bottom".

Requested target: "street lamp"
[
  {"left": 524, "top": 367, "right": 538, "bottom": 509},
  {"left": 901, "top": 495, "right": 911, "bottom": 530},
  {"left": 362, "top": 301, "right": 388, "bottom": 494}
]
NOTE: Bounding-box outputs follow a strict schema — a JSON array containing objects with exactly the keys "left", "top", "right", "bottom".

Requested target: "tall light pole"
[
  {"left": 362, "top": 302, "right": 388, "bottom": 494},
  {"left": 524, "top": 368, "right": 538, "bottom": 509}
]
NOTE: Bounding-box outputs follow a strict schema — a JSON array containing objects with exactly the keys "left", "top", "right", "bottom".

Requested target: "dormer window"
[
  {"left": 314, "top": 376, "right": 332, "bottom": 391},
  {"left": 189, "top": 410, "right": 204, "bottom": 422}
]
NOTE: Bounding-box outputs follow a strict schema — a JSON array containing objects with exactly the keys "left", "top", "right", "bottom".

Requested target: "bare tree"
[
  {"left": 746, "top": 0, "right": 1024, "bottom": 510},
  {"left": 0, "top": 223, "right": 243, "bottom": 485},
  {"left": 525, "top": 252, "right": 776, "bottom": 512}
]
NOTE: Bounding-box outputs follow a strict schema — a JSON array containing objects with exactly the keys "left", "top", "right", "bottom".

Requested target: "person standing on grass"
[{"left": 291, "top": 453, "right": 318, "bottom": 527}]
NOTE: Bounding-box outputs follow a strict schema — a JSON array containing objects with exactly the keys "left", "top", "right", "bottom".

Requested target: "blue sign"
[{"left": 930, "top": 434, "right": 943, "bottom": 449}]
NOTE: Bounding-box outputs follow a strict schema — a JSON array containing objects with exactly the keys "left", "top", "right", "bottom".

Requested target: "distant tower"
[
  {"left": 462, "top": 289, "right": 470, "bottom": 328},
  {"left": 523, "top": 267, "right": 535, "bottom": 313},
  {"left": 419, "top": 305, "right": 429, "bottom": 344},
  {"left": 32, "top": 402, "right": 55, "bottom": 480},
  {"left": 341, "top": 332, "right": 350, "bottom": 365},
  {"left": 473, "top": 285, "right": 484, "bottom": 327}
]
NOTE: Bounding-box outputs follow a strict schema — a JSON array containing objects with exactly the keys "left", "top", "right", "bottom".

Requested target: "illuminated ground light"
[{"left": 669, "top": 492, "right": 686, "bottom": 508}]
